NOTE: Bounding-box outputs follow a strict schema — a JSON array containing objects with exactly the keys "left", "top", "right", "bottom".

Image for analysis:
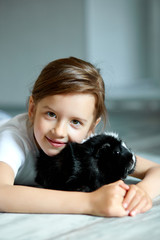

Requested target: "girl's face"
[{"left": 28, "top": 93, "right": 100, "bottom": 156}]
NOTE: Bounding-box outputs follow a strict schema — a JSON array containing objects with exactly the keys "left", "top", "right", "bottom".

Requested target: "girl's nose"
[{"left": 53, "top": 121, "right": 67, "bottom": 138}]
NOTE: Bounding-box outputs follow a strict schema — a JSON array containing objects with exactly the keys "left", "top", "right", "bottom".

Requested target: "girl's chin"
[{"left": 43, "top": 147, "right": 64, "bottom": 157}]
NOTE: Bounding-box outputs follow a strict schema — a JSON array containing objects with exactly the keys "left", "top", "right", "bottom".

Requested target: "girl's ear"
[
  {"left": 28, "top": 96, "right": 36, "bottom": 122},
  {"left": 93, "top": 117, "right": 101, "bottom": 132},
  {"left": 88, "top": 117, "right": 101, "bottom": 137},
  {"left": 95, "top": 117, "right": 101, "bottom": 127}
]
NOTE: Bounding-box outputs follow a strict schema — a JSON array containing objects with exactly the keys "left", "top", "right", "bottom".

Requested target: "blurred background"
[{"left": 0, "top": 0, "right": 160, "bottom": 159}]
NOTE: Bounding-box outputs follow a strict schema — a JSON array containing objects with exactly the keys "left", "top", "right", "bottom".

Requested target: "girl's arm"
[
  {"left": 123, "top": 156, "right": 160, "bottom": 216},
  {"left": 0, "top": 162, "right": 129, "bottom": 217}
]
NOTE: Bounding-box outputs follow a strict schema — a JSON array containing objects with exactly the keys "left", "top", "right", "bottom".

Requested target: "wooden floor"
[{"left": 0, "top": 107, "right": 160, "bottom": 240}]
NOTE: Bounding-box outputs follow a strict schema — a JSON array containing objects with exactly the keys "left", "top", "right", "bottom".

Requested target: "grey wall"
[
  {"left": 0, "top": 0, "right": 86, "bottom": 108},
  {"left": 148, "top": 0, "right": 160, "bottom": 86},
  {"left": 85, "top": 0, "right": 160, "bottom": 99},
  {"left": 0, "top": 0, "right": 160, "bottom": 110}
]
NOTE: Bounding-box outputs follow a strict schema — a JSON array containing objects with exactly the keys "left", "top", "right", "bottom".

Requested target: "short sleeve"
[{"left": 0, "top": 130, "right": 25, "bottom": 177}]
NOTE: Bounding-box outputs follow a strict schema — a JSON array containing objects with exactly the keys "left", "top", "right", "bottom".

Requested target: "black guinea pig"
[{"left": 35, "top": 132, "right": 136, "bottom": 192}]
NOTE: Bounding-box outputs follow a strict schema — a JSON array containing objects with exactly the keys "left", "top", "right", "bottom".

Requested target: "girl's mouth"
[{"left": 46, "top": 137, "right": 67, "bottom": 148}]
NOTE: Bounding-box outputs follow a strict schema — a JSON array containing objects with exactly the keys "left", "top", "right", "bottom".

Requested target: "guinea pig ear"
[
  {"left": 101, "top": 143, "right": 111, "bottom": 149},
  {"left": 95, "top": 143, "right": 111, "bottom": 158}
]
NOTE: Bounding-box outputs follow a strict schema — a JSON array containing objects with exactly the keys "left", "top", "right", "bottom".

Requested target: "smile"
[{"left": 46, "top": 137, "right": 67, "bottom": 148}]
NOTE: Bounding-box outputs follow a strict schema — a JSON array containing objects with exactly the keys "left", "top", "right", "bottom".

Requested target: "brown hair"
[{"left": 31, "top": 57, "right": 107, "bottom": 127}]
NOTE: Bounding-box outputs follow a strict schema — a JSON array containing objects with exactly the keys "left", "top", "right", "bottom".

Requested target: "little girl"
[{"left": 0, "top": 57, "right": 160, "bottom": 217}]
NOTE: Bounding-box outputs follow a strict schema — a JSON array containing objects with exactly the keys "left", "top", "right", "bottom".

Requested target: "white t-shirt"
[{"left": 0, "top": 113, "right": 39, "bottom": 186}]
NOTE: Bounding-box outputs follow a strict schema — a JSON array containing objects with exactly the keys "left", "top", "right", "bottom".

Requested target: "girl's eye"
[
  {"left": 47, "top": 112, "right": 56, "bottom": 118},
  {"left": 71, "top": 119, "right": 81, "bottom": 126}
]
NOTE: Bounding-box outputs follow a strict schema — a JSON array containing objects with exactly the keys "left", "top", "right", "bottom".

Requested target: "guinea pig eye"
[{"left": 114, "top": 151, "right": 120, "bottom": 155}]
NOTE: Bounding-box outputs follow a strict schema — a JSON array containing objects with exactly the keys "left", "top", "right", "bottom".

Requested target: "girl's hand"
[
  {"left": 123, "top": 184, "right": 152, "bottom": 216},
  {"left": 89, "top": 180, "right": 130, "bottom": 217}
]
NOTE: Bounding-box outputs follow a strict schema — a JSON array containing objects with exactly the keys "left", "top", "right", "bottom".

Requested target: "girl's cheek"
[{"left": 68, "top": 128, "right": 90, "bottom": 143}]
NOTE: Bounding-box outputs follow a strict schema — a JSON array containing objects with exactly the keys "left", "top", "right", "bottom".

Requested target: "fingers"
[
  {"left": 123, "top": 185, "right": 136, "bottom": 209},
  {"left": 90, "top": 181, "right": 129, "bottom": 217},
  {"left": 117, "top": 180, "right": 129, "bottom": 191},
  {"left": 90, "top": 181, "right": 152, "bottom": 218},
  {"left": 109, "top": 180, "right": 129, "bottom": 197},
  {"left": 129, "top": 195, "right": 152, "bottom": 216},
  {"left": 123, "top": 185, "right": 152, "bottom": 216},
  {"left": 128, "top": 198, "right": 148, "bottom": 216}
]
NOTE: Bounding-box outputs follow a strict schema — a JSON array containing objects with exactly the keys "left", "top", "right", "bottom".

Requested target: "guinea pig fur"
[{"left": 35, "top": 132, "right": 136, "bottom": 192}]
